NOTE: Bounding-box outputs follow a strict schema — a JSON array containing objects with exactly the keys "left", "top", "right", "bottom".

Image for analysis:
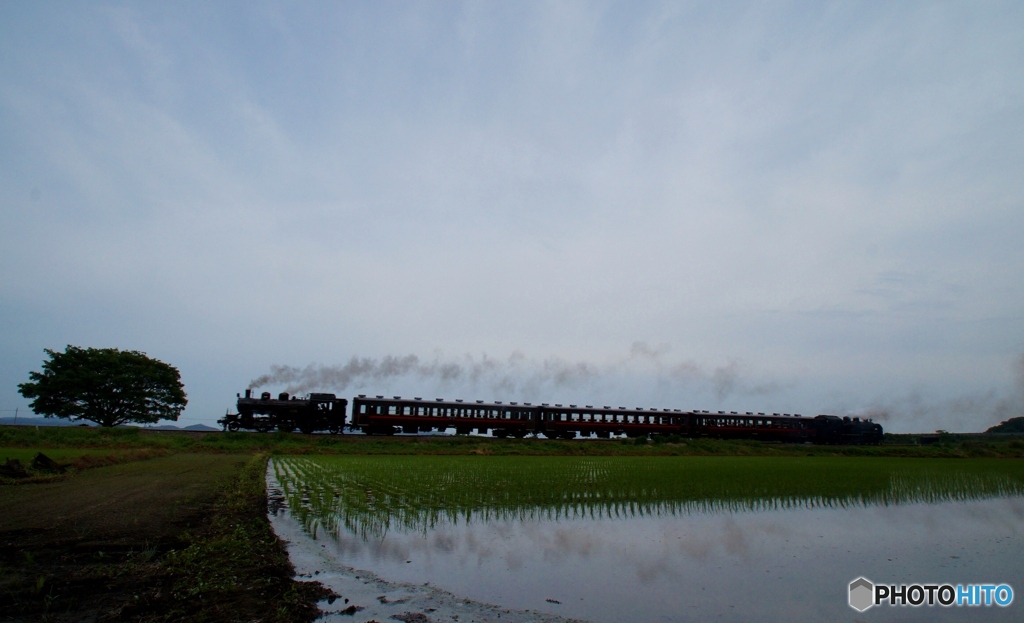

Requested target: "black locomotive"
[
  {"left": 219, "top": 390, "right": 882, "bottom": 444},
  {"left": 218, "top": 389, "right": 347, "bottom": 434}
]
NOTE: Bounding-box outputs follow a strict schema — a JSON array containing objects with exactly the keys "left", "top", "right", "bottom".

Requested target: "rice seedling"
[{"left": 271, "top": 456, "right": 1024, "bottom": 541}]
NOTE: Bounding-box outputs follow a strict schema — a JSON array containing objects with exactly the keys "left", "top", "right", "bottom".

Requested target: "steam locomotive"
[
  {"left": 220, "top": 389, "right": 348, "bottom": 434},
  {"left": 220, "top": 390, "right": 884, "bottom": 444}
]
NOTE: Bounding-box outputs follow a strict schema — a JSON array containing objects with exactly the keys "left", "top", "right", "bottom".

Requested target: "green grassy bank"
[{"left": 2, "top": 424, "right": 1024, "bottom": 458}]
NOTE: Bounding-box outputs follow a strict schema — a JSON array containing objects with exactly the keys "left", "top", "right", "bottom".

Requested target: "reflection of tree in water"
[{"left": 270, "top": 456, "right": 1024, "bottom": 541}]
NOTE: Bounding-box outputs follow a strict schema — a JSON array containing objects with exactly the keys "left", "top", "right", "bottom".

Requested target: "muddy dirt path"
[{"left": 1, "top": 453, "right": 327, "bottom": 622}]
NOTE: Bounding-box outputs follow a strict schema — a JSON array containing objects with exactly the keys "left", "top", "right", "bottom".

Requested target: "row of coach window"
[
  {"left": 367, "top": 404, "right": 532, "bottom": 419},
  {"left": 547, "top": 413, "right": 679, "bottom": 425},
  {"left": 360, "top": 404, "right": 807, "bottom": 429},
  {"left": 363, "top": 404, "right": 681, "bottom": 425},
  {"left": 700, "top": 417, "right": 806, "bottom": 429}
]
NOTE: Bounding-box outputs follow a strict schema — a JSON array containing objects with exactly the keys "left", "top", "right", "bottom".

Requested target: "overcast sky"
[{"left": 2, "top": 1, "right": 1022, "bottom": 432}]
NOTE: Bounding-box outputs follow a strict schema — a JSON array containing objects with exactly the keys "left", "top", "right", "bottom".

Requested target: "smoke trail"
[
  {"left": 248, "top": 344, "right": 781, "bottom": 402},
  {"left": 249, "top": 352, "right": 602, "bottom": 396},
  {"left": 248, "top": 355, "right": 423, "bottom": 393},
  {"left": 988, "top": 353, "right": 1024, "bottom": 426},
  {"left": 623, "top": 344, "right": 784, "bottom": 401},
  {"left": 848, "top": 355, "right": 1024, "bottom": 432}
]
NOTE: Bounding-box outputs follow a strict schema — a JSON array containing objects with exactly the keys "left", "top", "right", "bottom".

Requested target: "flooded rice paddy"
[{"left": 268, "top": 456, "right": 1024, "bottom": 622}]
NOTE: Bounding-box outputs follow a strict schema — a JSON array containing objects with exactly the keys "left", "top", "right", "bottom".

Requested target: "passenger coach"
[
  {"left": 349, "top": 395, "right": 883, "bottom": 444},
  {"left": 351, "top": 395, "right": 535, "bottom": 437}
]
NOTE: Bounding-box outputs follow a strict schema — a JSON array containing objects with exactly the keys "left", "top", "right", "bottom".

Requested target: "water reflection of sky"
[{"left": 271, "top": 457, "right": 1024, "bottom": 622}]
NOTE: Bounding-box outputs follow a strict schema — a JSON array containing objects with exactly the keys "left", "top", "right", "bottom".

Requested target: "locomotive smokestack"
[{"left": 245, "top": 389, "right": 251, "bottom": 399}]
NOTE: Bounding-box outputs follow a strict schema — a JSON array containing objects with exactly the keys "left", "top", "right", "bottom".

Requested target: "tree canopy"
[{"left": 18, "top": 346, "right": 187, "bottom": 427}]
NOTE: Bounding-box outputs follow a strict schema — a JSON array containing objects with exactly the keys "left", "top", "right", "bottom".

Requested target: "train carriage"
[
  {"left": 351, "top": 395, "right": 535, "bottom": 437},
  {"left": 691, "top": 410, "right": 812, "bottom": 443},
  {"left": 539, "top": 404, "right": 687, "bottom": 439}
]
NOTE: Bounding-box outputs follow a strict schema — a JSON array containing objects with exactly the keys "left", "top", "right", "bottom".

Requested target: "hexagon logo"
[{"left": 849, "top": 577, "right": 874, "bottom": 612}]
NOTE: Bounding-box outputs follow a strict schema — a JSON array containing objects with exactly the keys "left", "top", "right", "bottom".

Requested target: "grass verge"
[
  {"left": 3, "top": 424, "right": 1024, "bottom": 458},
  {"left": 154, "top": 453, "right": 333, "bottom": 622},
  {"left": 0, "top": 447, "right": 172, "bottom": 485}
]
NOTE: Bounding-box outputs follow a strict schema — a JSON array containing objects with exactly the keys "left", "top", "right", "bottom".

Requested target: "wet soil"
[
  {"left": 0, "top": 453, "right": 330, "bottom": 622},
  {"left": 268, "top": 467, "right": 584, "bottom": 623}
]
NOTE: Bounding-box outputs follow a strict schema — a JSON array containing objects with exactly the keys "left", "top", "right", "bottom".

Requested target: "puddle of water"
[
  {"left": 270, "top": 456, "right": 1024, "bottom": 622},
  {"left": 269, "top": 470, "right": 581, "bottom": 623}
]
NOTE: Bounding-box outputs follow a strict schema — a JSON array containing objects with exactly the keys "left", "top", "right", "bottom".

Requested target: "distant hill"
[
  {"left": 0, "top": 417, "right": 219, "bottom": 431},
  {"left": 986, "top": 417, "right": 1024, "bottom": 433},
  {"left": 0, "top": 416, "right": 88, "bottom": 427},
  {"left": 148, "top": 423, "right": 220, "bottom": 432}
]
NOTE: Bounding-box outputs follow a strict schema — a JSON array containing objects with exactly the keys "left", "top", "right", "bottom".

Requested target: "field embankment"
[
  {"left": 2, "top": 424, "right": 1024, "bottom": 458},
  {"left": 0, "top": 453, "right": 330, "bottom": 622}
]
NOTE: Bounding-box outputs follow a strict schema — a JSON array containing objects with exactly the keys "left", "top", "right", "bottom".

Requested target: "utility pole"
[{"left": 13, "top": 407, "right": 18, "bottom": 425}]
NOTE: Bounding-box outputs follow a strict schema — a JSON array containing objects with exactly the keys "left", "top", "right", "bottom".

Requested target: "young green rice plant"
[{"left": 271, "top": 456, "right": 1024, "bottom": 542}]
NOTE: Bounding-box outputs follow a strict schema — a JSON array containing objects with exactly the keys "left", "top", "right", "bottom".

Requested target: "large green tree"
[{"left": 18, "top": 346, "right": 187, "bottom": 427}]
